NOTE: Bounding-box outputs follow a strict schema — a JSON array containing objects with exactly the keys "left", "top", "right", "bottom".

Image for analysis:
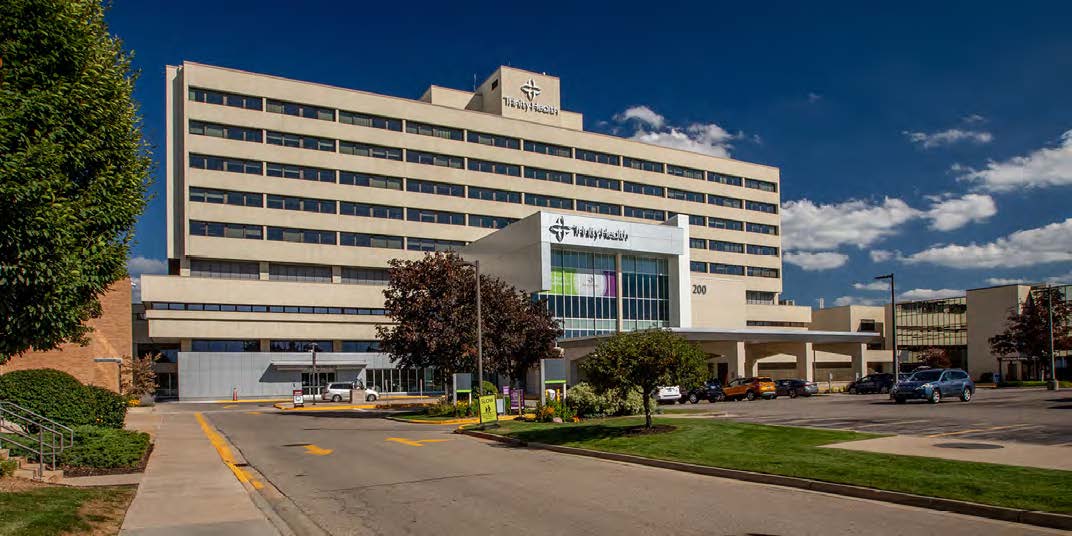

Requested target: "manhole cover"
[{"left": 934, "top": 442, "right": 1004, "bottom": 450}]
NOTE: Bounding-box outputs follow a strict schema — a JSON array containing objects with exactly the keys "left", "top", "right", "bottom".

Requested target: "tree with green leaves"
[
  {"left": 581, "top": 329, "right": 708, "bottom": 428},
  {"left": 919, "top": 347, "right": 952, "bottom": 369},
  {"left": 0, "top": 0, "right": 151, "bottom": 362},
  {"left": 989, "top": 287, "right": 1072, "bottom": 380}
]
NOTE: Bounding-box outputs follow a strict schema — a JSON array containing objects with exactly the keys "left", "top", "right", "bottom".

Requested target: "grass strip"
[
  {"left": 489, "top": 418, "right": 1072, "bottom": 514},
  {"left": 0, "top": 484, "right": 136, "bottom": 535}
]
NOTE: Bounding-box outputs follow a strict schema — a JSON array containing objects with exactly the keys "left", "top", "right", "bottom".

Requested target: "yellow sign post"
[{"left": 478, "top": 395, "right": 498, "bottom": 426}]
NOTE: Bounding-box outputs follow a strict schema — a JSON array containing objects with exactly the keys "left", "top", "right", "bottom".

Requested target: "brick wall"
[{"left": 0, "top": 279, "right": 133, "bottom": 392}]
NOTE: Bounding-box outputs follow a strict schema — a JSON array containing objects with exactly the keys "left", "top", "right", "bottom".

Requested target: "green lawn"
[
  {"left": 488, "top": 418, "right": 1072, "bottom": 514},
  {"left": 0, "top": 484, "right": 136, "bottom": 535}
]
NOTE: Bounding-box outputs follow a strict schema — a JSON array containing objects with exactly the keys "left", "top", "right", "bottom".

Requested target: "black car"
[
  {"left": 774, "top": 379, "right": 818, "bottom": 398},
  {"left": 680, "top": 380, "right": 726, "bottom": 404},
  {"left": 847, "top": 373, "right": 897, "bottom": 394}
]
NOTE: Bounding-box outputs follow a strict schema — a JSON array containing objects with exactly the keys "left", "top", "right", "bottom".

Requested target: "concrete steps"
[{"left": 0, "top": 447, "right": 64, "bottom": 483}]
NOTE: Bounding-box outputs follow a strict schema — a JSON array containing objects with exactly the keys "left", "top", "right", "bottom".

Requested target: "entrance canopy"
[{"left": 270, "top": 360, "right": 367, "bottom": 371}]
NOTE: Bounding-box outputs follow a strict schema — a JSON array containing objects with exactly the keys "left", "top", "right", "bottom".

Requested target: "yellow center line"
[
  {"left": 386, "top": 437, "right": 451, "bottom": 447},
  {"left": 926, "top": 424, "right": 1035, "bottom": 438},
  {"left": 194, "top": 412, "right": 264, "bottom": 489},
  {"left": 303, "top": 444, "right": 333, "bottom": 456},
  {"left": 246, "top": 411, "right": 262, "bottom": 415}
]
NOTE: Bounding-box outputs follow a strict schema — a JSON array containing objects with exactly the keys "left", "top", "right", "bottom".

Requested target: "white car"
[
  {"left": 654, "top": 386, "right": 681, "bottom": 404},
  {"left": 320, "top": 381, "right": 380, "bottom": 402}
]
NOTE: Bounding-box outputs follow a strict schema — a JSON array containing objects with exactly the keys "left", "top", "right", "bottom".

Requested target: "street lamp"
[
  {"left": 458, "top": 260, "right": 484, "bottom": 393},
  {"left": 94, "top": 357, "right": 124, "bottom": 394},
  {"left": 309, "top": 342, "right": 319, "bottom": 405},
  {"left": 875, "top": 274, "right": 898, "bottom": 379},
  {"left": 1045, "top": 285, "right": 1059, "bottom": 391}
]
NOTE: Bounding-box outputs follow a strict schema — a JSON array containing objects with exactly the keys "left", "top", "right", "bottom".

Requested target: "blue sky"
[{"left": 111, "top": 0, "right": 1072, "bottom": 306}]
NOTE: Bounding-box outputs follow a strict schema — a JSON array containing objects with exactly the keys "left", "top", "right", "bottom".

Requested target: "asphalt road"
[
  {"left": 667, "top": 387, "right": 1072, "bottom": 445},
  {"left": 204, "top": 409, "right": 1063, "bottom": 536}
]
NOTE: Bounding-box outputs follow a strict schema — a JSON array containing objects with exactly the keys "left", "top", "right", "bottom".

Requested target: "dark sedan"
[
  {"left": 681, "top": 380, "right": 726, "bottom": 404},
  {"left": 847, "top": 373, "right": 897, "bottom": 394},
  {"left": 774, "top": 379, "right": 818, "bottom": 398}
]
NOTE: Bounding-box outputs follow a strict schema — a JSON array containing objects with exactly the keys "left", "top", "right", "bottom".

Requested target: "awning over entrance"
[{"left": 270, "top": 361, "right": 367, "bottom": 371}]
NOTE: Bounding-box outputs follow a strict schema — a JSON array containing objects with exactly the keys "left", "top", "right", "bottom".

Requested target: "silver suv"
[{"left": 320, "top": 381, "right": 380, "bottom": 402}]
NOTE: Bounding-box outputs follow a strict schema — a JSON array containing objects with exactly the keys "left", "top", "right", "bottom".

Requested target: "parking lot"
[{"left": 667, "top": 388, "right": 1072, "bottom": 445}]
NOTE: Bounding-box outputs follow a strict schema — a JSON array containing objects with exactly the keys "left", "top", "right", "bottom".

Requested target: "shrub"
[
  {"left": 426, "top": 401, "right": 476, "bottom": 418},
  {"left": 565, "top": 382, "right": 646, "bottom": 417},
  {"left": 84, "top": 385, "right": 127, "bottom": 429},
  {"left": 0, "top": 369, "right": 93, "bottom": 427},
  {"left": 59, "top": 425, "right": 150, "bottom": 468},
  {"left": 477, "top": 381, "right": 498, "bottom": 396},
  {"left": 0, "top": 459, "right": 17, "bottom": 477},
  {"left": 534, "top": 397, "right": 575, "bottom": 422}
]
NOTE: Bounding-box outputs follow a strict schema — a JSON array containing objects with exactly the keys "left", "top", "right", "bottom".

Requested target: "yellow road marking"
[
  {"left": 303, "top": 444, "right": 333, "bottom": 456},
  {"left": 926, "top": 424, "right": 1035, "bottom": 438},
  {"left": 386, "top": 437, "right": 451, "bottom": 447},
  {"left": 194, "top": 412, "right": 264, "bottom": 489},
  {"left": 246, "top": 411, "right": 262, "bottom": 415},
  {"left": 223, "top": 405, "right": 238, "bottom": 409}
]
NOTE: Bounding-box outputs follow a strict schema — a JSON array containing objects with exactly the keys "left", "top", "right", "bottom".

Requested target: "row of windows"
[
  {"left": 151, "top": 302, "right": 387, "bottom": 315},
  {"left": 188, "top": 259, "right": 390, "bottom": 286},
  {"left": 689, "top": 261, "right": 781, "bottom": 279},
  {"left": 187, "top": 88, "right": 778, "bottom": 192},
  {"left": 688, "top": 238, "right": 780, "bottom": 256},
  {"left": 190, "top": 220, "right": 468, "bottom": 252}
]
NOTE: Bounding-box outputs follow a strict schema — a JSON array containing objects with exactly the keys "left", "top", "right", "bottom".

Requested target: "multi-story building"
[{"left": 141, "top": 63, "right": 881, "bottom": 399}]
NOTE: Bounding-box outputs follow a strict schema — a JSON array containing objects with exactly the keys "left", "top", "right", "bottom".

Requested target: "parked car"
[
  {"left": 723, "top": 377, "right": 777, "bottom": 401},
  {"left": 320, "top": 381, "right": 380, "bottom": 402},
  {"left": 681, "top": 380, "right": 726, "bottom": 403},
  {"left": 890, "top": 368, "right": 974, "bottom": 404},
  {"left": 847, "top": 373, "right": 897, "bottom": 394},
  {"left": 774, "top": 379, "right": 817, "bottom": 398},
  {"left": 654, "top": 386, "right": 682, "bottom": 404}
]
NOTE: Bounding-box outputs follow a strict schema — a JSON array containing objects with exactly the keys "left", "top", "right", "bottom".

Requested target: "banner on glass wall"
[{"left": 550, "top": 268, "right": 616, "bottom": 296}]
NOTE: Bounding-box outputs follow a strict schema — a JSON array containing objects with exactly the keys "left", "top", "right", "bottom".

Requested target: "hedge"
[
  {"left": 0, "top": 426, "right": 149, "bottom": 469},
  {"left": 0, "top": 369, "right": 126, "bottom": 429}
]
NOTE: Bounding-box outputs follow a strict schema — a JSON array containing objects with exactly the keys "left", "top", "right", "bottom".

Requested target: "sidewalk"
[
  {"left": 120, "top": 411, "right": 279, "bottom": 535},
  {"left": 822, "top": 435, "right": 1072, "bottom": 471}
]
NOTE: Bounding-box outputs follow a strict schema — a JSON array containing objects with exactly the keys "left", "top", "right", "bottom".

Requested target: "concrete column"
[
  {"left": 331, "top": 266, "right": 342, "bottom": 284},
  {"left": 851, "top": 343, "right": 867, "bottom": 379},
  {"left": 259, "top": 339, "right": 270, "bottom": 352},
  {"left": 794, "top": 342, "right": 815, "bottom": 382},
  {"left": 727, "top": 341, "right": 747, "bottom": 379},
  {"left": 259, "top": 261, "right": 269, "bottom": 281},
  {"left": 615, "top": 253, "right": 623, "bottom": 332},
  {"left": 332, "top": 339, "right": 343, "bottom": 352},
  {"left": 179, "top": 338, "right": 192, "bottom": 352}
]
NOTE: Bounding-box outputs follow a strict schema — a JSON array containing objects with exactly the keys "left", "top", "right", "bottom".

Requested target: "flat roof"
[{"left": 559, "top": 328, "right": 882, "bottom": 346}]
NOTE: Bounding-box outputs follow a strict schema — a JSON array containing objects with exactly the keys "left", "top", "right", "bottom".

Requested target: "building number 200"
[{"left": 692, "top": 285, "right": 707, "bottom": 295}]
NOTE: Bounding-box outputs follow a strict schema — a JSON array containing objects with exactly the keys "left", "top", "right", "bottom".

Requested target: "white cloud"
[
  {"left": 807, "top": 92, "right": 822, "bottom": 103},
  {"left": 781, "top": 198, "right": 921, "bottom": 251},
  {"left": 924, "top": 193, "right": 997, "bottom": 231},
  {"left": 853, "top": 281, "right": 890, "bottom": 291},
  {"left": 126, "top": 256, "right": 167, "bottom": 303},
  {"left": 614, "top": 105, "right": 665, "bottom": 129},
  {"left": 985, "top": 270, "right": 1072, "bottom": 286},
  {"left": 985, "top": 277, "right": 1028, "bottom": 286},
  {"left": 963, "top": 114, "right": 986, "bottom": 124},
  {"left": 902, "top": 218, "right": 1072, "bottom": 268},
  {"left": 870, "top": 250, "right": 894, "bottom": 262},
  {"left": 783, "top": 251, "right": 849, "bottom": 271},
  {"left": 956, "top": 129, "right": 1072, "bottom": 192},
  {"left": 903, "top": 128, "right": 993, "bottom": 149},
  {"left": 899, "top": 288, "right": 965, "bottom": 301},
  {"left": 832, "top": 296, "right": 882, "bottom": 307}
]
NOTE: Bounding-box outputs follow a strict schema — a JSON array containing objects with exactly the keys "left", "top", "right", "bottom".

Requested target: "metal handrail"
[
  {"left": 0, "top": 417, "right": 63, "bottom": 478},
  {"left": 0, "top": 402, "right": 74, "bottom": 445},
  {"left": 0, "top": 401, "right": 76, "bottom": 478},
  {"left": 0, "top": 407, "right": 68, "bottom": 457}
]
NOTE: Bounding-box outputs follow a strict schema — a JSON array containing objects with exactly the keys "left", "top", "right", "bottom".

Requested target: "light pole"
[
  {"left": 875, "top": 274, "right": 898, "bottom": 379},
  {"left": 1046, "top": 285, "right": 1059, "bottom": 391},
  {"left": 94, "top": 357, "right": 124, "bottom": 394},
  {"left": 459, "top": 260, "right": 483, "bottom": 393},
  {"left": 310, "top": 342, "right": 319, "bottom": 405}
]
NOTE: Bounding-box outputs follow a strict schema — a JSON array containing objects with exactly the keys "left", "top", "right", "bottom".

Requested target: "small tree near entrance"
[
  {"left": 919, "top": 347, "right": 952, "bottom": 369},
  {"left": 581, "top": 329, "right": 707, "bottom": 429},
  {"left": 989, "top": 287, "right": 1072, "bottom": 381}
]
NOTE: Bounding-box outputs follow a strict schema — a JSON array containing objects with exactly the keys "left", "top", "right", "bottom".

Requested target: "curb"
[
  {"left": 456, "top": 429, "right": 1072, "bottom": 531},
  {"left": 273, "top": 402, "right": 438, "bottom": 412},
  {"left": 385, "top": 416, "right": 480, "bottom": 425}
]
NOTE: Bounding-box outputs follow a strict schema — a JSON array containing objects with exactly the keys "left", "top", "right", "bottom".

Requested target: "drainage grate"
[{"left": 934, "top": 442, "right": 1004, "bottom": 450}]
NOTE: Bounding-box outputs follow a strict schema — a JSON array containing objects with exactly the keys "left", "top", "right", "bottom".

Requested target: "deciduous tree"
[
  {"left": 989, "top": 287, "right": 1072, "bottom": 380},
  {"left": 0, "top": 0, "right": 151, "bottom": 362},
  {"left": 919, "top": 347, "right": 952, "bottom": 369}
]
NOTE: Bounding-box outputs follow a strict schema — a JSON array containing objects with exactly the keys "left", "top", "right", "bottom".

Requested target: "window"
[
  {"left": 406, "top": 121, "right": 463, "bottom": 141},
  {"left": 339, "top": 202, "right": 402, "bottom": 220},
  {"left": 406, "top": 150, "right": 464, "bottom": 169},
  {"left": 624, "top": 181, "right": 664, "bottom": 197},
  {"left": 266, "top": 99, "right": 334, "bottom": 121},
  {"left": 689, "top": 238, "right": 707, "bottom": 249},
  {"left": 468, "top": 186, "right": 520, "bottom": 203},
  {"left": 469, "top": 214, "right": 517, "bottom": 229},
  {"left": 189, "top": 220, "right": 262, "bottom": 240},
  {"left": 708, "top": 194, "right": 743, "bottom": 208},
  {"left": 269, "top": 264, "right": 332, "bottom": 283},
  {"left": 575, "top": 148, "right": 619, "bottom": 166},
  {"left": 340, "top": 232, "right": 403, "bottom": 249},
  {"left": 339, "top": 141, "right": 402, "bottom": 160},
  {"left": 576, "top": 174, "right": 619, "bottom": 190},
  {"left": 341, "top": 267, "right": 389, "bottom": 285},
  {"left": 265, "top": 163, "right": 335, "bottom": 183},
  {"left": 266, "top": 227, "right": 336, "bottom": 245},
  {"left": 690, "top": 261, "right": 708, "bottom": 273},
  {"left": 524, "top": 194, "right": 573, "bottom": 210},
  {"left": 467, "top": 131, "right": 520, "bottom": 149},
  {"left": 189, "top": 121, "right": 262, "bottom": 142},
  {"left": 746, "top": 200, "right": 778, "bottom": 214},
  {"left": 709, "top": 217, "right": 743, "bottom": 231},
  {"left": 577, "top": 200, "right": 621, "bottom": 216},
  {"left": 189, "top": 260, "right": 259, "bottom": 280},
  {"left": 747, "top": 244, "right": 779, "bottom": 256},
  {"left": 746, "top": 291, "right": 777, "bottom": 305},
  {"left": 623, "top": 157, "right": 664, "bottom": 173},
  {"left": 666, "top": 164, "right": 704, "bottom": 180},
  {"left": 271, "top": 340, "right": 333, "bottom": 352},
  {"left": 191, "top": 339, "right": 259, "bottom": 352},
  {"left": 748, "top": 266, "right": 780, "bottom": 278},
  {"left": 341, "top": 340, "right": 382, "bottom": 352},
  {"left": 339, "top": 172, "right": 402, "bottom": 190},
  {"left": 338, "top": 110, "right": 402, "bottom": 131},
  {"left": 667, "top": 189, "right": 705, "bottom": 203},
  {"left": 711, "top": 263, "right": 745, "bottom": 276},
  {"left": 406, "top": 179, "right": 463, "bottom": 197},
  {"left": 744, "top": 178, "right": 778, "bottom": 192},
  {"left": 523, "top": 167, "right": 571, "bottom": 184},
  {"left": 406, "top": 208, "right": 465, "bottom": 225},
  {"left": 188, "top": 88, "right": 262, "bottom": 110},
  {"left": 266, "top": 131, "right": 334, "bottom": 151},
  {"left": 407, "top": 237, "right": 465, "bottom": 252},
  {"left": 746, "top": 222, "right": 779, "bottom": 235},
  {"left": 688, "top": 214, "right": 705, "bottom": 226},
  {"left": 469, "top": 159, "right": 520, "bottom": 176},
  {"left": 708, "top": 172, "right": 743, "bottom": 186},
  {"left": 189, "top": 154, "right": 262, "bottom": 175},
  {"left": 710, "top": 240, "right": 745, "bottom": 253},
  {"left": 523, "top": 140, "right": 571, "bottom": 157},
  {"left": 190, "top": 187, "right": 263, "bottom": 207},
  {"left": 266, "top": 195, "right": 336, "bottom": 214},
  {"left": 623, "top": 206, "right": 665, "bottom": 221}
]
